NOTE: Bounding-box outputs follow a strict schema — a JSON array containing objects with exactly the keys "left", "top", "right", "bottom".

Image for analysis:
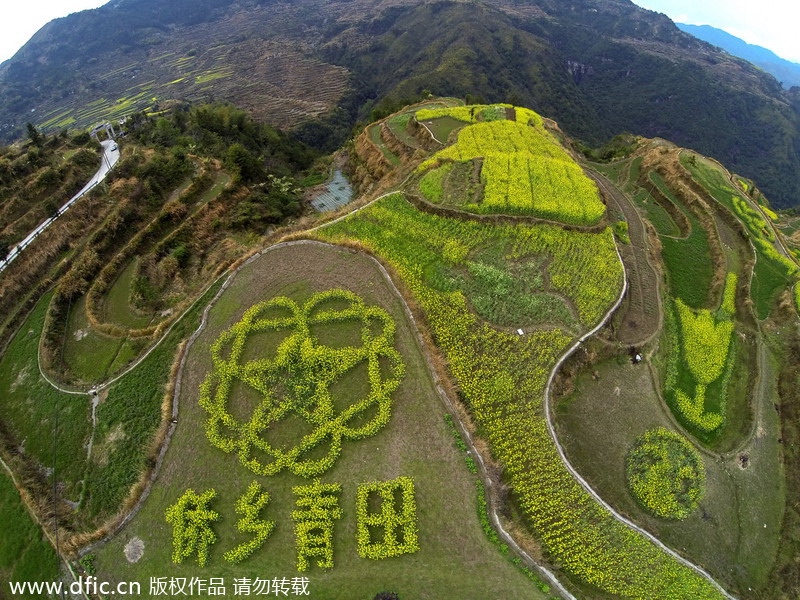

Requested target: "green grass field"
[
  {"left": 61, "top": 295, "right": 145, "bottom": 384},
  {"left": 82, "top": 279, "right": 224, "bottom": 523},
  {"left": 631, "top": 186, "right": 681, "bottom": 236},
  {"left": 0, "top": 277, "right": 224, "bottom": 528},
  {"left": 94, "top": 243, "right": 549, "bottom": 599},
  {"left": 0, "top": 294, "right": 91, "bottom": 501},
  {"left": 386, "top": 113, "right": 421, "bottom": 149},
  {"left": 751, "top": 257, "right": 794, "bottom": 319},
  {"left": 418, "top": 116, "right": 467, "bottom": 144},
  {"left": 590, "top": 160, "right": 626, "bottom": 185},
  {"left": 0, "top": 472, "right": 59, "bottom": 597},
  {"left": 103, "top": 260, "right": 159, "bottom": 329},
  {"left": 650, "top": 172, "right": 715, "bottom": 308}
]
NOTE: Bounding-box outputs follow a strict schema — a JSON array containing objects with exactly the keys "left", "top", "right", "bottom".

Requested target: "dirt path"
[{"left": 588, "top": 169, "right": 663, "bottom": 345}]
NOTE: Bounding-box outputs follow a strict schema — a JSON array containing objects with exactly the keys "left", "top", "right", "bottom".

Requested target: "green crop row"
[
  {"left": 355, "top": 477, "right": 419, "bottom": 560},
  {"left": 292, "top": 480, "right": 342, "bottom": 571},
  {"left": 200, "top": 290, "right": 405, "bottom": 478}
]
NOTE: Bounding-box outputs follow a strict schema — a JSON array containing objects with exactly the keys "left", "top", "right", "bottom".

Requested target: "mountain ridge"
[
  {"left": 677, "top": 23, "right": 800, "bottom": 89},
  {"left": 1, "top": 0, "right": 799, "bottom": 207}
]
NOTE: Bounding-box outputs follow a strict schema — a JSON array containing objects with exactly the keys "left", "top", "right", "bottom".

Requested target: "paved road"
[{"left": 0, "top": 139, "right": 120, "bottom": 274}]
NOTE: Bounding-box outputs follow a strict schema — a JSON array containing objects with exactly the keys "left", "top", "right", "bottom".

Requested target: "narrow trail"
[{"left": 588, "top": 168, "right": 663, "bottom": 346}]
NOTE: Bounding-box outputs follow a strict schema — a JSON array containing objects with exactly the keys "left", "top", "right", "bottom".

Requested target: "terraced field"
[
  {"left": 2, "top": 99, "right": 798, "bottom": 600},
  {"left": 93, "top": 242, "right": 549, "bottom": 600},
  {"left": 28, "top": 8, "right": 351, "bottom": 135},
  {"left": 58, "top": 167, "right": 232, "bottom": 385}
]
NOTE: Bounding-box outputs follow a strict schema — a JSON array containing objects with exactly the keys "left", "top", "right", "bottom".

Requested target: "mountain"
[
  {"left": 677, "top": 23, "right": 800, "bottom": 89},
  {"left": 1, "top": 0, "right": 800, "bottom": 207}
]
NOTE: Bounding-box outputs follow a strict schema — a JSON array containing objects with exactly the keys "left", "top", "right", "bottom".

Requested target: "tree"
[
  {"left": 0, "top": 239, "right": 9, "bottom": 261},
  {"left": 26, "top": 122, "right": 43, "bottom": 147},
  {"left": 226, "top": 142, "right": 262, "bottom": 183}
]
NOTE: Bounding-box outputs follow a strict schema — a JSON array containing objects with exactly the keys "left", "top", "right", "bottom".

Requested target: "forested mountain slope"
[
  {"left": 677, "top": 23, "right": 800, "bottom": 89},
  {"left": 1, "top": 0, "right": 798, "bottom": 208}
]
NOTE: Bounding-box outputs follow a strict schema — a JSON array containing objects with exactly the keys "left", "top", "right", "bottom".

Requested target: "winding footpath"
[{"left": 0, "top": 139, "right": 120, "bottom": 274}]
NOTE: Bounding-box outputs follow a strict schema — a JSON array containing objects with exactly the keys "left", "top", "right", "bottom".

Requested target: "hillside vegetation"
[
  {"left": 1, "top": 129, "right": 100, "bottom": 255},
  {"left": 1, "top": 94, "right": 799, "bottom": 599},
  {"left": 0, "top": 103, "right": 323, "bottom": 553},
  {"left": 2, "top": 0, "right": 799, "bottom": 209}
]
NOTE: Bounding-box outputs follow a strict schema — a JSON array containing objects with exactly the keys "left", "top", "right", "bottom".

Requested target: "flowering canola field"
[
  {"left": 416, "top": 112, "right": 606, "bottom": 226},
  {"left": 665, "top": 273, "right": 738, "bottom": 434},
  {"left": 314, "top": 194, "right": 724, "bottom": 599}
]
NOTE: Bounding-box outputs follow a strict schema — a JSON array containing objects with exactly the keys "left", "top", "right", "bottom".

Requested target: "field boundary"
[{"left": 309, "top": 189, "right": 736, "bottom": 597}]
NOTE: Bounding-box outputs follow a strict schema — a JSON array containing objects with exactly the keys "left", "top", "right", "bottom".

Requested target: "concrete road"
[{"left": 0, "top": 139, "right": 120, "bottom": 274}]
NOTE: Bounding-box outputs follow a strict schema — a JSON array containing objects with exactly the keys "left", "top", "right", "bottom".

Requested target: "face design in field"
[{"left": 200, "top": 289, "right": 405, "bottom": 477}]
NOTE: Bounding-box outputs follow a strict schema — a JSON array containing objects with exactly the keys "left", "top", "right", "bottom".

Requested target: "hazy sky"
[
  {"left": 1, "top": 0, "right": 798, "bottom": 64},
  {"left": 631, "top": 0, "right": 800, "bottom": 62},
  {"left": 0, "top": 1, "right": 108, "bottom": 63}
]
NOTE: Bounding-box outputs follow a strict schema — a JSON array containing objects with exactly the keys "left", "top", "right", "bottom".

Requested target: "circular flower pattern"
[
  {"left": 626, "top": 428, "right": 705, "bottom": 520},
  {"left": 200, "top": 289, "right": 405, "bottom": 477}
]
